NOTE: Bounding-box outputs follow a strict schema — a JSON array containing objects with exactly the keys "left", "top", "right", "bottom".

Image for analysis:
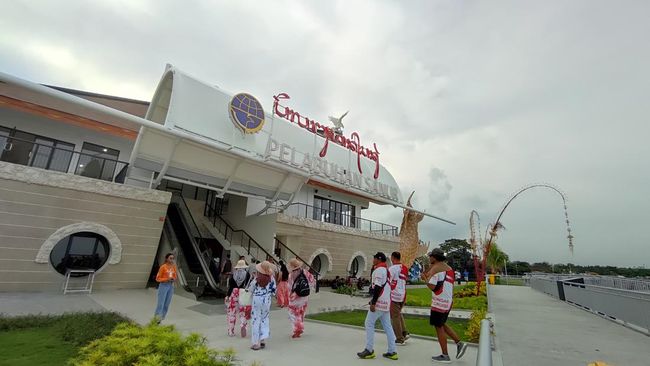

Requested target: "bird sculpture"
[{"left": 328, "top": 110, "right": 349, "bottom": 134}]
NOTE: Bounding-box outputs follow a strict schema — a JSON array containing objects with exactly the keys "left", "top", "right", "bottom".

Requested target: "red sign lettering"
[{"left": 272, "top": 93, "right": 380, "bottom": 179}]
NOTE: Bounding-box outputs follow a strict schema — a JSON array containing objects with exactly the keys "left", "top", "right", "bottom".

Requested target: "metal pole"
[
  {"left": 476, "top": 319, "right": 492, "bottom": 366},
  {"left": 504, "top": 258, "right": 508, "bottom": 282}
]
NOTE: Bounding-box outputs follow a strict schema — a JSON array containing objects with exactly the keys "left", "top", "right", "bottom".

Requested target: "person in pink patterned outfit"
[
  {"left": 287, "top": 258, "right": 316, "bottom": 338},
  {"left": 225, "top": 260, "right": 252, "bottom": 337},
  {"left": 276, "top": 260, "right": 290, "bottom": 308}
]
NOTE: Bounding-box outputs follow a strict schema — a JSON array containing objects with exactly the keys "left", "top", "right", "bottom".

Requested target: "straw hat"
[
  {"left": 256, "top": 260, "right": 276, "bottom": 276},
  {"left": 288, "top": 258, "right": 303, "bottom": 271},
  {"left": 234, "top": 259, "right": 247, "bottom": 269}
]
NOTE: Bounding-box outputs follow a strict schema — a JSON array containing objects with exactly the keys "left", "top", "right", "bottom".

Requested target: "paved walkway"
[
  {"left": 489, "top": 285, "right": 648, "bottom": 366},
  {"left": 1, "top": 289, "right": 478, "bottom": 366}
]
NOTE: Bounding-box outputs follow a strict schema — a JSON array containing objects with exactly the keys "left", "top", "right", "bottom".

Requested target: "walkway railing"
[
  {"left": 476, "top": 319, "right": 492, "bottom": 366},
  {"left": 274, "top": 237, "right": 320, "bottom": 289},
  {"left": 1, "top": 135, "right": 128, "bottom": 182},
  {"left": 277, "top": 202, "right": 399, "bottom": 236},
  {"left": 529, "top": 274, "right": 650, "bottom": 335}
]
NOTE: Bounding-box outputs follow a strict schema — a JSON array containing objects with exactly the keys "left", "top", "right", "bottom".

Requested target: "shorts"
[{"left": 430, "top": 310, "right": 450, "bottom": 327}]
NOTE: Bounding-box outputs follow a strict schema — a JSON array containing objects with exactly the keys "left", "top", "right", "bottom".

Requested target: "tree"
[
  {"left": 487, "top": 243, "right": 509, "bottom": 274},
  {"left": 439, "top": 238, "right": 473, "bottom": 274}
]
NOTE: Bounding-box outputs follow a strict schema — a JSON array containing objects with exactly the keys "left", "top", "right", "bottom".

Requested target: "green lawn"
[
  {"left": 308, "top": 310, "right": 470, "bottom": 342},
  {"left": 495, "top": 278, "right": 525, "bottom": 286},
  {"left": 0, "top": 312, "right": 130, "bottom": 366},
  {"left": 405, "top": 288, "right": 488, "bottom": 310},
  {"left": 0, "top": 327, "right": 77, "bottom": 366}
]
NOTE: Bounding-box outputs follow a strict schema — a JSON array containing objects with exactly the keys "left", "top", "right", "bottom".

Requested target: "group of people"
[
  {"left": 224, "top": 256, "right": 316, "bottom": 350},
  {"left": 357, "top": 249, "right": 468, "bottom": 363},
  {"left": 153, "top": 247, "right": 469, "bottom": 362}
]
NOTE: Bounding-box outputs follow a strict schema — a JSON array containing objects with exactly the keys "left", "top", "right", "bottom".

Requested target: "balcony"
[
  {"left": 0, "top": 135, "right": 129, "bottom": 183},
  {"left": 278, "top": 202, "right": 399, "bottom": 236}
]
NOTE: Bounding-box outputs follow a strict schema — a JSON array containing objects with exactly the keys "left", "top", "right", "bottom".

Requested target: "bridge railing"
[
  {"left": 476, "top": 319, "right": 492, "bottom": 366},
  {"left": 528, "top": 274, "right": 650, "bottom": 335}
]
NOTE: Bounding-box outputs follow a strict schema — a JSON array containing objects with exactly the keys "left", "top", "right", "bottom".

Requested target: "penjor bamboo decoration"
[{"left": 398, "top": 191, "right": 426, "bottom": 268}]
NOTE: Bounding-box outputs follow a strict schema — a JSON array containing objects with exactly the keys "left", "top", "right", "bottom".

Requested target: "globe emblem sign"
[{"left": 228, "top": 93, "right": 265, "bottom": 134}]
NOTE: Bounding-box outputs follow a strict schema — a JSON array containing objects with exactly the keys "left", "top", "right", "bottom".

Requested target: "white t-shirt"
[
  {"left": 428, "top": 269, "right": 454, "bottom": 312},
  {"left": 388, "top": 264, "right": 407, "bottom": 303},
  {"left": 371, "top": 266, "right": 391, "bottom": 312}
]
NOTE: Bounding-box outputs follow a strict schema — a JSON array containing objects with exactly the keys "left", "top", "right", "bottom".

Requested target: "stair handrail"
[
  {"left": 274, "top": 237, "right": 320, "bottom": 277},
  {"left": 204, "top": 191, "right": 276, "bottom": 262},
  {"left": 171, "top": 194, "right": 221, "bottom": 292}
]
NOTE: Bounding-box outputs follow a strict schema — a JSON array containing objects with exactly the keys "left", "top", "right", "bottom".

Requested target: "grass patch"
[
  {"left": 0, "top": 312, "right": 131, "bottom": 366},
  {"left": 0, "top": 327, "right": 77, "bottom": 366},
  {"left": 405, "top": 288, "right": 488, "bottom": 310},
  {"left": 307, "top": 310, "right": 471, "bottom": 342},
  {"left": 495, "top": 278, "right": 525, "bottom": 286}
]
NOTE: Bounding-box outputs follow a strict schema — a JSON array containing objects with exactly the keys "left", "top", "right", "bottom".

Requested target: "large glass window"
[
  {"left": 313, "top": 196, "right": 356, "bottom": 227},
  {"left": 0, "top": 125, "right": 74, "bottom": 172},
  {"left": 49, "top": 232, "right": 111, "bottom": 275},
  {"left": 75, "top": 142, "right": 120, "bottom": 181}
]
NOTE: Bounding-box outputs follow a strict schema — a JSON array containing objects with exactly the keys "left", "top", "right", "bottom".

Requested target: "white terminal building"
[{"left": 0, "top": 65, "right": 451, "bottom": 296}]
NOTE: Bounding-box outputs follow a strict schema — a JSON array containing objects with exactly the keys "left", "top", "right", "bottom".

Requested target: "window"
[
  {"left": 49, "top": 232, "right": 111, "bottom": 275},
  {"left": 313, "top": 196, "right": 356, "bottom": 227},
  {"left": 311, "top": 255, "right": 322, "bottom": 273},
  {"left": 350, "top": 257, "right": 360, "bottom": 276},
  {"left": 0, "top": 125, "right": 74, "bottom": 172},
  {"left": 75, "top": 142, "right": 120, "bottom": 181}
]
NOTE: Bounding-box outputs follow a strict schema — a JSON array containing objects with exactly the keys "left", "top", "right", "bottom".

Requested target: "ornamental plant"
[
  {"left": 464, "top": 309, "right": 488, "bottom": 343},
  {"left": 70, "top": 321, "right": 236, "bottom": 366}
]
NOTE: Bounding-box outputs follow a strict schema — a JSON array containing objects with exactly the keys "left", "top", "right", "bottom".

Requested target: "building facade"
[{"left": 0, "top": 66, "right": 448, "bottom": 294}]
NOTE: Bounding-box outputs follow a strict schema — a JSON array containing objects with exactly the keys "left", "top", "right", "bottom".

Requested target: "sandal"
[{"left": 251, "top": 344, "right": 261, "bottom": 351}]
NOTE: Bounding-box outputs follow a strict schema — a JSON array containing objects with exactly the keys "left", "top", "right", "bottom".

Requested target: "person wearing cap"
[
  {"left": 428, "top": 248, "right": 468, "bottom": 363},
  {"left": 388, "top": 251, "right": 410, "bottom": 345},
  {"left": 248, "top": 260, "right": 277, "bottom": 350},
  {"left": 287, "top": 258, "right": 316, "bottom": 338},
  {"left": 225, "top": 259, "right": 252, "bottom": 337},
  {"left": 357, "top": 252, "right": 398, "bottom": 360}
]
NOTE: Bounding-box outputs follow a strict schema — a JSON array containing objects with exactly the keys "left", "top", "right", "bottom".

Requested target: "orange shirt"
[{"left": 156, "top": 263, "right": 178, "bottom": 283}]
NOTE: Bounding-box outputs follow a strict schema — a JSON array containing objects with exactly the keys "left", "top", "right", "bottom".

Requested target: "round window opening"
[
  {"left": 49, "top": 231, "right": 111, "bottom": 276},
  {"left": 311, "top": 255, "right": 322, "bottom": 273},
  {"left": 350, "top": 257, "right": 360, "bottom": 277}
]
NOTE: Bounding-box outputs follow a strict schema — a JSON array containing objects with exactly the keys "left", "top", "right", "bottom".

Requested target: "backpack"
[{"left": 292, "top": 270, "right": 311, "bottom": 297}]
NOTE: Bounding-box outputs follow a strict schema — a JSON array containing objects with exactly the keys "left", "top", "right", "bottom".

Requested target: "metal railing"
[
  {"left": 171, "top": 194, "right": 221, "bottom": 292},
  {"left": 204, "top": 190, "right": 275, "bottom": 263},
  {"left": 1, "top": 135, "right": 128, "bottom": 183},
  {"left": 476, "top": 319, "right": 492, "bottom": 366},
  {"left": 277, "top": 202, "right": 399, "bottom": 236},
  {"left": 274, "top": 237, "right": 320, "bottom": 284},
  {"left": 529, "top": 273, "right": 650, "bottom": 334}
]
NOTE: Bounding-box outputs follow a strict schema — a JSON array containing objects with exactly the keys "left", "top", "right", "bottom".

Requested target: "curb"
[{"left": 304, "top": 318, "right": 479, "bottom": 347}]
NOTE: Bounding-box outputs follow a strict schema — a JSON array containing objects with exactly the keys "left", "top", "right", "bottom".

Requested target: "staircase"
[{"left": 202, "top": 191, "right": 279, "bottom": 265}]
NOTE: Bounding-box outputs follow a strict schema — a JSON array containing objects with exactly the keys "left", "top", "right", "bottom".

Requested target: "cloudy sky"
[{"left": 2, "top": 1, "right": 648, "bottom": 267}]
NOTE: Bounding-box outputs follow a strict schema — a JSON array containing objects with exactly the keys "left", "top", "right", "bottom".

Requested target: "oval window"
[{"left": 49, "top": 232, "right": 111, "bottom": 275}]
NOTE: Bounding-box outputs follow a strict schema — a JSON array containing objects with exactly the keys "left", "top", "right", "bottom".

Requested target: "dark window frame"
[{"left": 313, "top": 196, "right": 357, "bottom": 228}]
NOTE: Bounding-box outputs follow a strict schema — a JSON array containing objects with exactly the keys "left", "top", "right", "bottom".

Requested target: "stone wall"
[
  {"left": 0, "top": 162, "right": 171, "bottom": 292},
  {"left": 276, "top": 213, "right": 399, "bottom": 279}
]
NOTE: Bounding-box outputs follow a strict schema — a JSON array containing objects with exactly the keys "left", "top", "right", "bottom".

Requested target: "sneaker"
[
  {"left": 432, "top": 354, "right": 451, "bottom": 363},
  {"left": 403, "top": 332, "right": 411, "bottom": 341},
  {"left": 357, "top": 349, "right": 376, "bottom": 359},
  {"left": 251, "top": 344, "right": 261, "bottom": 351},
  {"left": 456, "top": 341, "right": 468, "bottom": 359},
  {"left": 396, "top": 339, "right": 407, "bottom": 346},
  {"left": 382, "top": 352, "right": 399, "bottom": 360}
]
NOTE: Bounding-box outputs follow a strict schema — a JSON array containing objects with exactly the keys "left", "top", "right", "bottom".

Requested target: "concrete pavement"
[
  {"left": 1, "top": 289, "right": 478, "bottom": 366},
  {"left": 489, "top": 285, "right": 649, "bottom": 366}
]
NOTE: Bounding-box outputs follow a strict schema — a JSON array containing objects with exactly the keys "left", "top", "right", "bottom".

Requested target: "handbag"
[{"left": 238, "top": 276, "right": 253, "bottom": 306}]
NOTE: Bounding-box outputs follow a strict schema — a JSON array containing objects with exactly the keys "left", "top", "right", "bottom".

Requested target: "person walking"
[
  {"left": 388, "top": 251, "right": 410, "bottom": 345},
  {"left": 225, "top": 259, "right": 252, "bottom": 337},
  {"left": 287, "top": 258, "right": 316, "bottom": 338},
  {"left": 248, "top": 261, "right": 277, "bottom": 350},
  {"left": 357, "top": 252, "right": 398, "bottom": 360},
  {"left": 276, "top": 260, "right": 290, "bottom": 308},
  {"left": 154, "top": 253, "right": 178, "bottom": 323},
  {"left": 428, "top": 248, "right": 468, "bottom": 363}
]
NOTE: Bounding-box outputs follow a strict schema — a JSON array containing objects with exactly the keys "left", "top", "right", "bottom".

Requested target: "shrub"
[
  {"left": 334, "top": 285, "right": 356, "bottom": 296},
  {"left": 464, "top": 309, "right": 488, "bottom": 343},
  {"left": 455, "top": 282, "right": 486, "bottom": 298},
  {"left": 70, "top": 321, "right": 236, "bottom": 366}
]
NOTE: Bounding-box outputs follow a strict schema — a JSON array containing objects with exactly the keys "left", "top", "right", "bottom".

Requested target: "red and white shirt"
[
  {"left": 429, "top": 268, "right": 455, "bottom": 312},
  {"left": 372, "top": 265, "right": 391, "bottom": 312},
  {"left": 388, "top": 263, "right": 408, "bottom": 303}
]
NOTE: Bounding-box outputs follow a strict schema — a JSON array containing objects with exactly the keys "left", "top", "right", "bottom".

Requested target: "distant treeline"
[{"left": 506, "top": 261, "right": 650, "bottom": 278}]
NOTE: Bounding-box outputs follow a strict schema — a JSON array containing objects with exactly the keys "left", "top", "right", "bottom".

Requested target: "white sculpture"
[{"left": 328, "top": 110, "right": 349, "bottom": 134}]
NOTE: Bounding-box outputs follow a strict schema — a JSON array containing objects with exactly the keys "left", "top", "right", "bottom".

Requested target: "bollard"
[{"left": 476, "top": 319, "right": 492, "bottom": 366}]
